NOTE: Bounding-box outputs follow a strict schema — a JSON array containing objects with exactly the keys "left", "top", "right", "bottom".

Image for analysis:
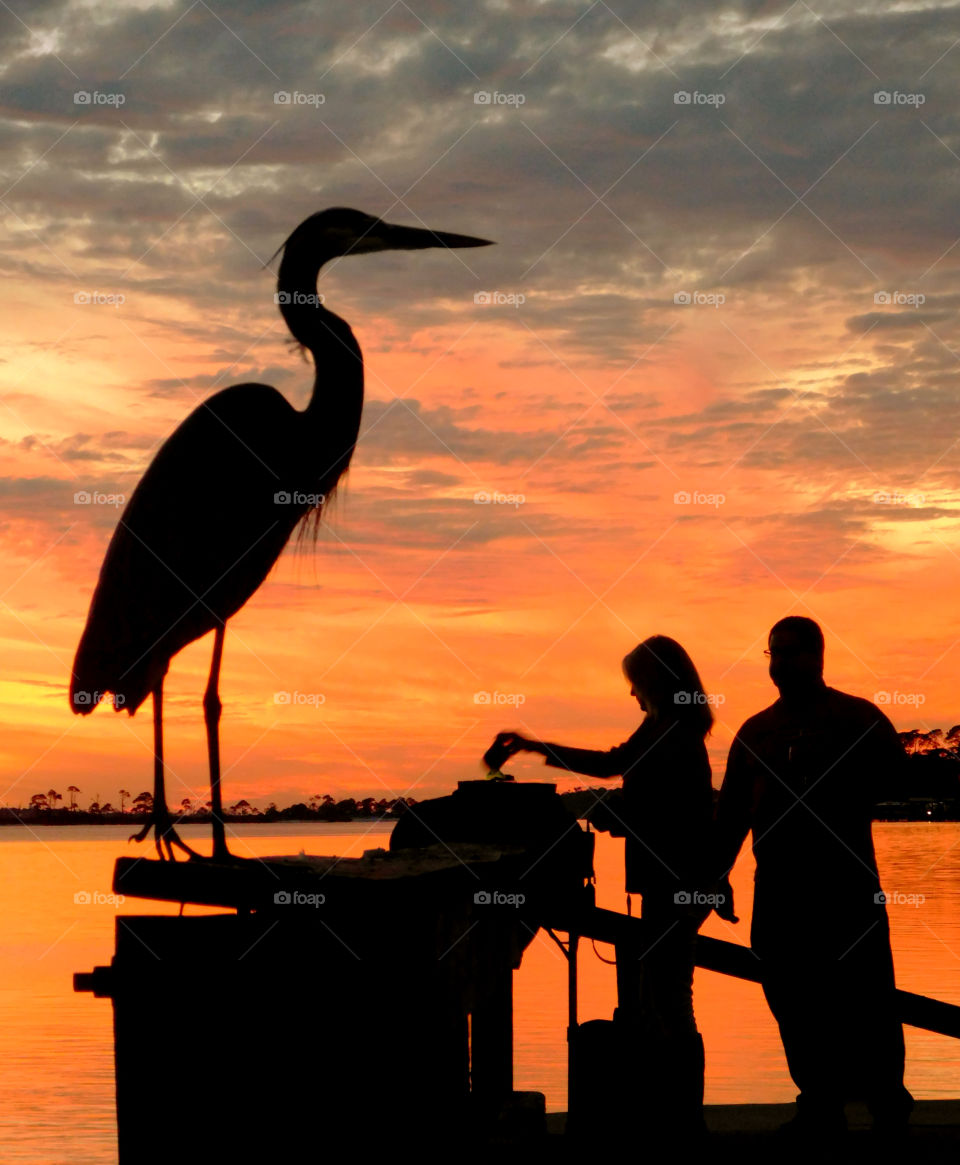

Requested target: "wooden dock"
[
  {"left": 74, "top": 782, "right": 960, "bottom": 1161},
  {"left": 543, "top": 1102, "right": 960, "bottom": 1160}
]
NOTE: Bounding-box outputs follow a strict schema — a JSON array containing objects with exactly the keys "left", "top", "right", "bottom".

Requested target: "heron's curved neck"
[
  {"left": 303, "top": 306, "right": 365, "bottom": 451},
  {"left": 276, "top": 251, "right": 364, "bottom": 487}
]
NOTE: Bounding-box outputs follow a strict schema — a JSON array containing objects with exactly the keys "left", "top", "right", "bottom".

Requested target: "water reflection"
[{"left": 1, "top": 821, "right": 959, "bottom": 1161}]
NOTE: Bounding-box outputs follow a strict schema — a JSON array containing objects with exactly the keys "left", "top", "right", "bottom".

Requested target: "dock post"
[
  {"left": 566, "top": 931, "right": 579, "bottom": 1130},
  {"left": 471, "top": 958, "right": 514, "bottom": 1098}
]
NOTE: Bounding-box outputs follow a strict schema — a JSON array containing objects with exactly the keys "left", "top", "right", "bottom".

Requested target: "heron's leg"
[
  {"left": 129, "top": 681, "right": 199, "bottom": 861},
  {"left": 204, "top": 623, "right": 230, "bottom": 860}
]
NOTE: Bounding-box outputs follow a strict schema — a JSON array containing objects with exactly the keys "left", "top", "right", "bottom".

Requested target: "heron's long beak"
[{"left": 367, "top": 221, "right": 494, "bottom": 252}]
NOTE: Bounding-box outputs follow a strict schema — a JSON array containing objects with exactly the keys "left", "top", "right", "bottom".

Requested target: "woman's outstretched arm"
[{"left": 491, "top": 730, "right": 632, "bottom": 778}]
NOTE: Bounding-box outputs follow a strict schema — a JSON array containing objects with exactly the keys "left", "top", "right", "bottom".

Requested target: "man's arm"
[
  {"left": 865, "top": 705, "right": 909, "bottom": 804},
  {"left": 712, "top": 731, "right": 754, "bottom": 880}
]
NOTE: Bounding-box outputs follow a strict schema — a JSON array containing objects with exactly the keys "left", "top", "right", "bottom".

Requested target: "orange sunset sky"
[{"left": 3, "top": 0, "right": 960, "bottom": 812}]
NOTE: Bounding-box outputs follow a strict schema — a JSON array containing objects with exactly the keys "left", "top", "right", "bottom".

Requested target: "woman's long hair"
[{"left": 622, "top": 635, "right": 713, "bottom": 738}]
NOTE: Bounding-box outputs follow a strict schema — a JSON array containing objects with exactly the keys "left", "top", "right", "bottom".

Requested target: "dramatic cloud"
[{"left": 3, "top": 0, "right": 960, "bottom": 805}]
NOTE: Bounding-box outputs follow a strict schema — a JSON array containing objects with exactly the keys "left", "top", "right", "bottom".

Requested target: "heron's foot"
[
  {"left": 186, "top": 841, "right": 238, "bottom": 863},
  {"left": 203, "top": 821, "right": 236, "bottom": 863},
  {"left": 129, "top": 807, "right": 200, "bottom": 861},
  {"left": 180, "top": 828, "right": 237, "bottom": 863}
]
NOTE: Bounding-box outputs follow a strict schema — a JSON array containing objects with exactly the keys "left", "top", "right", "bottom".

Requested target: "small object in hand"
[
  {"left": 485, "top": 769, "right": 515, "bottom": 782},
  {"left": 585, "top": 789, "right": 627, "bottom": 836},
  {"left": 483, "top": 738, "right": 512, "bottom": 773}
]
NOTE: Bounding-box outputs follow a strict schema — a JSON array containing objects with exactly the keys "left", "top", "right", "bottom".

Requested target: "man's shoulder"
[
  {"left": 731, "top": 686, "right": 901, "bottom": 741},
  {"left": 823, "top": 686, "right": 892, "bottom": 724},
  {"left": 734, "top": 702, "right": 780, "bottom": 737}
]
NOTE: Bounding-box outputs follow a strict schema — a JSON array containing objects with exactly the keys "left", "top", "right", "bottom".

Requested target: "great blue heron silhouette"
[{"left": 70, "top": 208, "right": 493, "bottom": 861}]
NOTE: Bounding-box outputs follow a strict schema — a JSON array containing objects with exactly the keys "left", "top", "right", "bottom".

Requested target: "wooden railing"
[{"left": 565, "top": 905, "right": 960, "bottom": 1039}]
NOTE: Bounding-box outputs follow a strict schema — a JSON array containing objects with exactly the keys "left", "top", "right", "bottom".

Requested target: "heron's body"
[
  {"left": 72, "top": 348, "right": 361, "bottom": 714},
  {"left": 69, "top": 208, "right": 491, "bottom": 860}
]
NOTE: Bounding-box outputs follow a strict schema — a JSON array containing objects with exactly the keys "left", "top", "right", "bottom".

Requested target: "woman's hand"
[{"left": 491, "top": 730, "right": 541, "bottom": 757}]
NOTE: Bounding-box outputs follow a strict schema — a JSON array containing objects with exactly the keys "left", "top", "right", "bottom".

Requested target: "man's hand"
[
  {"left": 679, "top": 877, "right": 739, "bottom": 928},
  {"left": 687, "top": 877, "right": 740, "bottom": 927},
  {"left": 714, "top": 875, "right": 739, "bottom": 923}
]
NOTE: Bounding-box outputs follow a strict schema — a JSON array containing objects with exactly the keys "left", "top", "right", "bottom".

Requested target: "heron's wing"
[{"left": 71, "top": 384, "right": 311, "bottom": 713}]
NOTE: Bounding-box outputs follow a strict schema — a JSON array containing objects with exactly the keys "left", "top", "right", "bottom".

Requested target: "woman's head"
[{"left": 622, "top": 636, "right": 713, "bottom": 737}]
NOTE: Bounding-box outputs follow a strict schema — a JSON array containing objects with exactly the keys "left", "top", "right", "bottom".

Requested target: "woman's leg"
[{"left": 635, "top": 912, "right": 706, "bottom": 1138}]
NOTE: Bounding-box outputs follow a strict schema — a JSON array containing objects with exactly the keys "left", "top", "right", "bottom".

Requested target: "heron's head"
[{"left": 275, "top": 207, "right": 494, "bottom": 268}]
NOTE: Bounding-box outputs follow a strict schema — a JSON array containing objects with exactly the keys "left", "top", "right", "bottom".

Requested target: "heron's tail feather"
[{"left": 294, "top": 473, "right": 346, "bottom": 547}]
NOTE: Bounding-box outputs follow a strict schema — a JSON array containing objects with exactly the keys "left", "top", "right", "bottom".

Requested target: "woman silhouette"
[{"left": 491, "top": 635, "right": 731, "bottom": 1138}]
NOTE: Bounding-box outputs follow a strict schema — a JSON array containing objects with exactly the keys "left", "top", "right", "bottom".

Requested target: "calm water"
[{"left": 2, "top": 820, "right": 960, "bottom": 1162}]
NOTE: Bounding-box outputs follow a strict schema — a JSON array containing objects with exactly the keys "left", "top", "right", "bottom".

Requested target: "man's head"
[{"left": 767, "top": 616, "right": 825, "bottom": 697}]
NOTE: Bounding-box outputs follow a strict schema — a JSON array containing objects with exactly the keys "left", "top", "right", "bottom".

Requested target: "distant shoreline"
[
  {"left": 0, "top": 810, "right": 398, "bottom": 826},
  {"left": 5, "top": 801, "right": 960, "bottom": 825},
  {"left": 874, "top": 802, "right": 960, "bottom": 821}
]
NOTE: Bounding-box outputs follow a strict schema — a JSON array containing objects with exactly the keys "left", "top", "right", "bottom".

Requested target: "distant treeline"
[
  {"left": 2, "top": 793, "right": 414, "bottom": 826},
  {"left": 875, "top": 727, "right": 960, "bottom": 818},
  {"left": 9, "top": 728, "right": 960, "bottom": 825}
]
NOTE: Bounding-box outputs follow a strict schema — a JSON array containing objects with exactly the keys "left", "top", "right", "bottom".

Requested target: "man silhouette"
[{"left": 714, "top": 616, "right": 913, "bottom": 1139}]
